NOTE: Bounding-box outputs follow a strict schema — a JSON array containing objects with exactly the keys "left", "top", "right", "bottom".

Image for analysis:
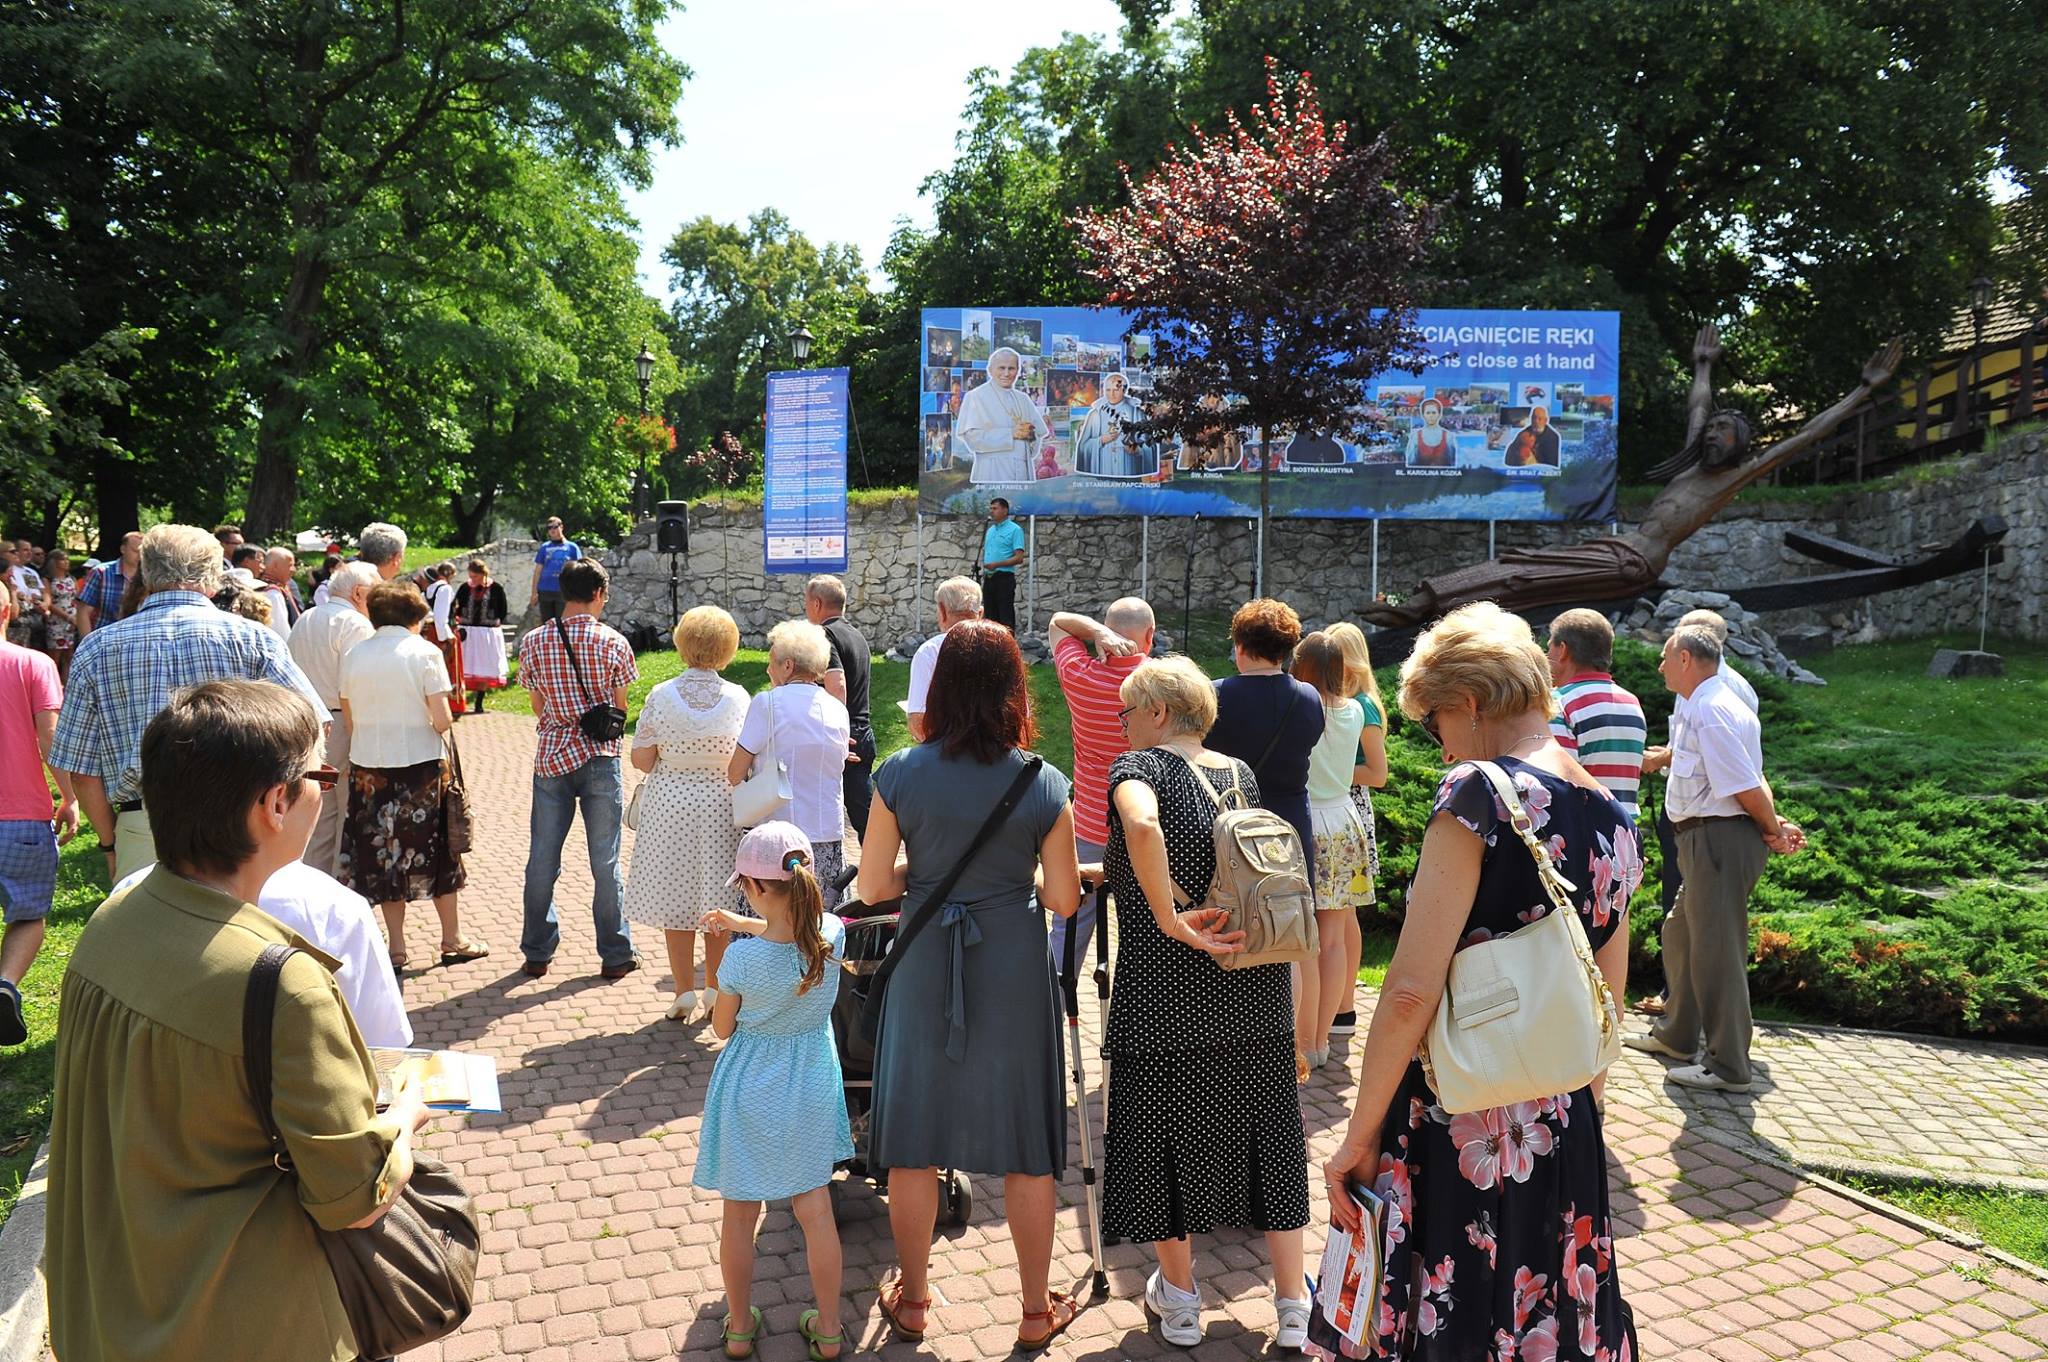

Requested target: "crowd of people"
[{"left": 5, "top": 521, "right": 1808, "bottom": 1361}]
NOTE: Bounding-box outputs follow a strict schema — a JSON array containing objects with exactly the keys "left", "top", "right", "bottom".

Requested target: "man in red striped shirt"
[
  {"left": 1046, "top": 598, "right": 1154, "bottom": 970},
  {"left": 1545, "top": 608, "right": 1647, "bottom": 821}
]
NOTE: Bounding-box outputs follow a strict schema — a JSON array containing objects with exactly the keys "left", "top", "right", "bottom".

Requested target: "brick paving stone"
[{"left": 374, "top": 713, "right": 2048, "bottom": 1361}]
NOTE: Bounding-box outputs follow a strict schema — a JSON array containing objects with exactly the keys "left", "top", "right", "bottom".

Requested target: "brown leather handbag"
[
  {"left": 244, "top": 943, "right": 480, "bottom": 1357},
  {"left": 441, "top": 733, "right": 473, "bottom": 857}
]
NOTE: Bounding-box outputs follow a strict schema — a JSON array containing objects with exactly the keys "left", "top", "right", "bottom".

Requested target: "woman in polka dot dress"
[{"left": 1099, "top": 656, "right": 1314, "bottom": 1351}]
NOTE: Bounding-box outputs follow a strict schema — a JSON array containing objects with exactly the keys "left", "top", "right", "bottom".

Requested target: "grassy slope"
[{"left": 1843, "top": 1174, "right": 2048, "bottom": 1270}]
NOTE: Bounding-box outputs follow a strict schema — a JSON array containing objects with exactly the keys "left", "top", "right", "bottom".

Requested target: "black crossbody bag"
[
  {"left": 243, "top": 943, "right": 479, "bottom": 1357},
  {"left": 854, "top": 754, "right": 1043, "bottom": 1045},
  {"left": 553, "top": 615, "right": 627, "bottom": 743}
]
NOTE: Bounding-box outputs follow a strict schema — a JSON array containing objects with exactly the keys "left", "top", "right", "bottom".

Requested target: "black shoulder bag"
[
  {"left": 855, "top": 753, "right": 1044, "bottom": 1045},
  {"left": 244, "top": 943, "right": 480, "bottom": 1358},
  {"left": 553, "top": 615, "right": 627, "bottom": 743},
  {"left": 1250, "top": 682, "right": 1307, "bottom": 778}
]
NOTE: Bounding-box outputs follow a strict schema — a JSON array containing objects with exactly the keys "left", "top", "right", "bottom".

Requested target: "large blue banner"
[
  {"left": 763, "top": 367, "right": 849, "bottom": 573},
  {"left": 916, "top": 307, "right": 1621, "bottom": 521}
]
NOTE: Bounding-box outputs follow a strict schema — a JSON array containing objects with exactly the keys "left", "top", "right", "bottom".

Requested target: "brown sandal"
[
  {"left": 878, "top": 1274, "right": 930, "bottom": 1343},
  {"left": 1016, "top": 1291, "right": 1081, "bottom": 1351}
]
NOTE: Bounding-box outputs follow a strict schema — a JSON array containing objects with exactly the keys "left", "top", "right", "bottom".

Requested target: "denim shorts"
[{"left": 0, "top": 818, "right": 58, "bottom": 923}]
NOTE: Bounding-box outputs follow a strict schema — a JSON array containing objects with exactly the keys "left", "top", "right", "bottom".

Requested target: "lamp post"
[
  {"left": 633, "top": 341, "right": 656, "bottom": 519},
  {"left": 788, "top": 321, "right": 814, "bottom": 368},
  {"left": 1961, "top": 276, "right": 1993, "bottom": 443}
]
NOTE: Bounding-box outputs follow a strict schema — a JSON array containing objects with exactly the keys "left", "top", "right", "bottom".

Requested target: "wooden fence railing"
[{"left": 1776, "top": 315, "right": 2048, "bottom": 485}]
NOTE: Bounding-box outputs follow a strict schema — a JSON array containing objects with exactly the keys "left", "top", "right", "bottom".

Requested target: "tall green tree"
[
  {"left": 659, "top": 209, "right": 869, "bottom": 475},
  {"left": 81, "top": 0, "right": 687, "bottom": 537}
]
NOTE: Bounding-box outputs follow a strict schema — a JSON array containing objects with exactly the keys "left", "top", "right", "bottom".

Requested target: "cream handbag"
[{"left": 1418, "top": 761, "right": 1622, "bottom": 1115}]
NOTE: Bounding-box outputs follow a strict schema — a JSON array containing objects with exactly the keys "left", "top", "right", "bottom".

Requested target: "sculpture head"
[{"left": 1701, "top": 409, "right": 1753, "bottom": 469}]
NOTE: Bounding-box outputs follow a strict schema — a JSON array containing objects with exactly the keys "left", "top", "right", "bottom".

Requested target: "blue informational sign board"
[
  {"left": 763, "top": 367, "right": 850, "bottom": 573},
  {"left": 916, "top": 307, "right": 1621, "bottom": 521}
]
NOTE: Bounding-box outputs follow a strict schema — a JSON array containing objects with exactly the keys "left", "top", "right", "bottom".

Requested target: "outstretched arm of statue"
[
  {"left": 1684, "top": 323, "right": 1721, "bottom": 449},
  {"left": 1746, "top": 337, "right": 1903, "bottom": 483}
]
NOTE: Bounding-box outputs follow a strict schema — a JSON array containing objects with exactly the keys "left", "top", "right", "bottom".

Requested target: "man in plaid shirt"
[
  {"left": 52, "top": 524, "right": 322, "bottom": 880},
  {"left": 516, "top": 558, "right": 638, "bottom": 978},
  {"left": 76, "top": 531, "right": 141, "bottom": 633}
]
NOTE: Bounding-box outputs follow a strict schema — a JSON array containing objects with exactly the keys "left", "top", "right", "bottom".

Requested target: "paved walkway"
[{"left": 388, "top": 711, "right": 2048, "bottom": 1361}]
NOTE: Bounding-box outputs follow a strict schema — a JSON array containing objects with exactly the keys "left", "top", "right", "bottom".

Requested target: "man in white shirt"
[
  {"left": 1678, "top": 608, "right": 1760, "bottom": 712},
  {"left": 1628, "top": 625, "right": 1802, "bottom": 1092},
  {"left": 905, "top": 576, "right": 982, "bottom": 742},
  {"left": 260, "top": 546, "right": 302, "bottom": 638},
  {"left": 288, "top": 562, "right": 378, "bottom": 875},
  {"left": 955, "top": 346, "right": 1049, "bottom": 484},
  {"left": 113, "top": 860, "right": 411, "bottom": 1048}
]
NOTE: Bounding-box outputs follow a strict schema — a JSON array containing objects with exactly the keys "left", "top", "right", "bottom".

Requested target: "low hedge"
[{"left": 1364, "top": 638, "right": 2048, "bottom": 1042}]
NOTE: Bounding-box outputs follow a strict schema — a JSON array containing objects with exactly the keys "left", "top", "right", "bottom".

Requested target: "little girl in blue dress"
[{"left": 695, "top": 821, "right": 853, "bottom": 1360}]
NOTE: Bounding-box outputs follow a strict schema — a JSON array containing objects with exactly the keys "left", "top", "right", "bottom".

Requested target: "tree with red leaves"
[{"left": 1073, "top": 60, "right": 1435, "bottom": 589}]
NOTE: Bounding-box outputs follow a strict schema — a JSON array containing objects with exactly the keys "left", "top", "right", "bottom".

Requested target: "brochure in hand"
[
  {"left": 371, "top": 1048, "right": 504, "bottom": 1114},
  {"left": 1308, "top": 1181, "right": 1388, "bottom": 1354}
]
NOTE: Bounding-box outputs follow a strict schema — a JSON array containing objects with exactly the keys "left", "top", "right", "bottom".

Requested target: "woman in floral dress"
[{"left": 1318, "top": 603, "right": 1642, "bottom": 1362}]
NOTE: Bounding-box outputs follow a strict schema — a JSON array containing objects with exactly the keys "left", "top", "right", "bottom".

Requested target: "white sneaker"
[
  {"left": 1667, "top": 1063, "right": 1753, "bottom": 1093},
  {"left": 1621, "top": 1031, "right": 1692, "bottom": 1061},
  {"left": 1145, "top": 1269, "right": 1203, "bottom": 1347},
  {"left": 1275, "top": 1278, "right": 1313, "bottom": 1349}
]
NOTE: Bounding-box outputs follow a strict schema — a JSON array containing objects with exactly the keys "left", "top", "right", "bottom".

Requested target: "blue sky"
[{"left": 621, "top": 0, "right": 1142, "bottom": 296}]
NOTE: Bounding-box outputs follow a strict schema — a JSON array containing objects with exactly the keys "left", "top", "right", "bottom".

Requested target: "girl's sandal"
[
  {"left": 1016, "top": 1291, "right": 1081, "bottom": 1352},
  {"left": 878, "top": 1273, "right": 930, "bottom": 1342},
  {"left": 722, "top": 1304, "right": 764, "bottom": 1359},
  {"left": 797, "top": 1307, "right": 844, "bottom": 1360},
  {"left": 439, "top": 938, "right": 490, "bottom": 966}
]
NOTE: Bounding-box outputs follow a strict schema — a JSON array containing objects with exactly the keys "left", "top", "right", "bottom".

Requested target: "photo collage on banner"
[{"left": 918, "top": 307, "right": 1622, "bottom": 522}]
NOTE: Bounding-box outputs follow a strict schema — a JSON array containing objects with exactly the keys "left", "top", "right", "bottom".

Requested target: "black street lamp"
[
  {"left": 1962, "top": 276, "right": 1994, "bottom": 441},
  {"left": 633, "top": 341, "right": 656, "bottom": 518},
  {"left": 788, "top": 321, "right": 814, "bottom": 367}
]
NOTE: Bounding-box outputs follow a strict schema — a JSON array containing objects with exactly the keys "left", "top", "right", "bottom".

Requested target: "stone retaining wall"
[{"left": 504, "top": 435, "right": 2046, "bottom": 648}]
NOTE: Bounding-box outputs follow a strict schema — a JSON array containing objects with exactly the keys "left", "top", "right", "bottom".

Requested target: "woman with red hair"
[{"left": 858, "top": 620, "right": 1085, "bottom": 1351}]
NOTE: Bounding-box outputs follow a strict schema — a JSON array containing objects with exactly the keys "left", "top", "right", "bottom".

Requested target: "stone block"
[
  {"left": 1776, "top": 625, "right": 1833, "bottom": 658},
  {"left": 1926, "top": 649, "right": 2006, "bottom": 679}
]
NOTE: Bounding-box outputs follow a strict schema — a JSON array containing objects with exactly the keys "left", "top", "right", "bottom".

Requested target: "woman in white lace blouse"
[{"left": 624, "top": 606, "right": 752, "bottom": 1022}]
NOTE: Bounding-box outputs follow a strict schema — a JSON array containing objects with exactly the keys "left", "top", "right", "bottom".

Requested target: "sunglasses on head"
[{"left": 298, "top": 764, "right": 342, "bottom": 790}]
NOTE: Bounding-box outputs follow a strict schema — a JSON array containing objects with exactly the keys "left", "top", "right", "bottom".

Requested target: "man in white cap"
[{"left": 956, "top": 347, "right": 1049, "bottom": 484}]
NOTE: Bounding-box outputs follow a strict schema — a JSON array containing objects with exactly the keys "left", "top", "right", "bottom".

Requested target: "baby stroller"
[{"left": 830, "top": 887, "right": 974, "bottom": 1227}]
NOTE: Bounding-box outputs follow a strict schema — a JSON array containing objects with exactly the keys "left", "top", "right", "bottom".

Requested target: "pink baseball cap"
[{"left": 727, "top": 821, "right": 814, "bottom": 886}]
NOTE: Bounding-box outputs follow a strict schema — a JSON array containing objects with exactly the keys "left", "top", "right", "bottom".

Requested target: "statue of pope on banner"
[{"left": 957, "top": 346, "right": 1050, "bottom": 484}]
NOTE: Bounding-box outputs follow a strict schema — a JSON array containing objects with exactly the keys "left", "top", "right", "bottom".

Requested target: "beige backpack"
[{"left": 1167, "top": 752, "right": 1319, "bottom": 970}]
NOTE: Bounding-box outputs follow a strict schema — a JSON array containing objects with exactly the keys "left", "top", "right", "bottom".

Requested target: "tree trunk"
[
  {"left": 245, "top": 247, "right": 330, "bottom": 540},
  {"left": 448, "top": 482, "right": 497, "bottom": 546},
  {"left": 91, "top": 449, "right": 140, "bottom": 559}
]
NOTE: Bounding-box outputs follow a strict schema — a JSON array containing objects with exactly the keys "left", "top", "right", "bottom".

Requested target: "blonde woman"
[
  {"left": 1324, "top": 621, "right": 1388, "bottom": 1044},
  {"left": 1290, "top": 630, "right": 1384, "bottom": 1068},
  {"left": 625, "top": 606, "right": 751, "bottom": 1020},
  {"left": 728, "top": 621, "right": 851, "bottom": 906},
  {"left": 1315, "top": 602, "right": 1640, "bottom": 1362}
]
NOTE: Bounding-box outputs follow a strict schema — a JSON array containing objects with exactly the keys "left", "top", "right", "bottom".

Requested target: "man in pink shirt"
[
  {"left": 0, "top": 583, "right": 77, "bottom": 1044},
  {"left": 1045, "top": 598, "right": 1154, "bottom": 969}
]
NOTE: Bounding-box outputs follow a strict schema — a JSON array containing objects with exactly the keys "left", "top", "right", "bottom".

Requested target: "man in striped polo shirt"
[
  {"left": 1545, "top": 608, "right": 1647, "bottom": 820},
  {"left": 1046, "top": 598, "right": 1153, "bottom": 971}
]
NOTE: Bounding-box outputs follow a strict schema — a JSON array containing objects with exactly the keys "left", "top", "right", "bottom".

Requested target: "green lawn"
[
  {"left": 1842, "top": 1174, "right": 2048, "bottom": 1269},
  {"left": 1, "top": 830, "right": 111, "bottom": 1228}
]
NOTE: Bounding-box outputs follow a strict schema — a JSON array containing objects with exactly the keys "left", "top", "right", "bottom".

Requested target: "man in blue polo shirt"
[
  {"left": 530, "top": 516, "right": 582, "bottom": 623},
  {"left": 978, "top": 497, "right": 1027, "bottom": 632}
]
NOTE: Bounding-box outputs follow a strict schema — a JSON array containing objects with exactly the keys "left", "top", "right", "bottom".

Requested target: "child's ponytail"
[{"left": 784, "top": 850, "right": 829, "bottom": 995}]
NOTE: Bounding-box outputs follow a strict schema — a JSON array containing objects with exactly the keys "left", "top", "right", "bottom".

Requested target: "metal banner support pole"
[
  {"left": 1980, "top": 546, "right": 1992, "bottom": 653},
  {"left": 915, "top": 512, "right": 926, "bottom": 633},
  {"left": 1027, "top": 515, "right": 1038, "bottom": 635},
  {"left": 1487, "top": 519, "right": 1497, "bottom": 560},
  {"left": 1140, "top": 516, "right": 1150, "bottom": 600},
  {"left": 1181, "top": 514, "right": 1199, "bottom": 649},
  {"left": 1252, "top": 517, "right": 1263, "bottom": 598},
  {"left": 1370, "top": 519, "right": 1380, "bottom": 601}
]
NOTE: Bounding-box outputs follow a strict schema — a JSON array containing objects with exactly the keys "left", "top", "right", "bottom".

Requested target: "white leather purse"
[
  {"left": 731, "top": 689, "right": 793, "bottom": 828},
  {"left": 1419, "top": 760, "right": 1623, "bottom": 1115}
]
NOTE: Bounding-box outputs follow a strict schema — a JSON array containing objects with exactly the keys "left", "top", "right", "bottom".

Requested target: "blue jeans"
[
  {"left": 1049, "top": 836, "right": 1105, "bottom": 979},
  {"left": 521, "top": 756, "right": 634, "bottom": 970}
]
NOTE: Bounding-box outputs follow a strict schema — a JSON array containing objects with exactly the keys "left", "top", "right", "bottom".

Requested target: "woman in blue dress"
[
  {"left": 696, "top": 822, "right": 853, "bottom": 1361},
  {"left": 1317, "top": 603, "right": 1643, "bottom": 1362}
]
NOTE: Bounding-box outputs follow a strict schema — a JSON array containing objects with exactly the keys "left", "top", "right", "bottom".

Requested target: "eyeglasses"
[
  {"left": 298, "top": 764, "right": 342, "bottom": 790},
  {"left": 1116, "top": 705, "right": 1142, "bottom": 725},
  {"left": 1420, "top": 710, "right": 1443, "bottom": 746}
]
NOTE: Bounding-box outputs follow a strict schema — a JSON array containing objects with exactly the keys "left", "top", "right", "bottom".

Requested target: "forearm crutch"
[{"left": 1060, "top": 884, "right": 1109, "bottom": 1298}]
